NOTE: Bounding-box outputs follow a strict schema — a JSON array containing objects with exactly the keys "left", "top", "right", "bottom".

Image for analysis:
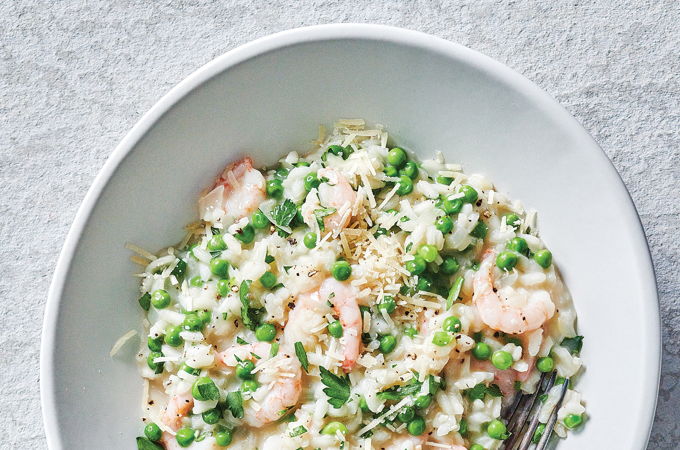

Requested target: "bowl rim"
[{"left": 40, "top": 23, "right": 661, "bottom": 449}]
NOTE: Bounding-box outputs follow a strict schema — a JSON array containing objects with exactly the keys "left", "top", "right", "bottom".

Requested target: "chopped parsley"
[
  {"left": 225, "top": 391, "right": 244, "bottom": 419},
  {"left": 272, "top": 199, "right": 298, "bottom": 228},
  {"left": 465, "top": 383, "right": 503, "bottom": 401},
  {"left": 561, "top": 335, "right": 584, "bottom": 355},
  {"left": 294, "top": 341, "right": 309, "bottom": 372},
  {"left": 313, "top": 207, "right": 336, "bottom": 231},
  {"left": 289, "top": 425, "right": 308, "bottom": 437},
  {"left": 319, "top": 366, "right": 351, "bottom": 408}
]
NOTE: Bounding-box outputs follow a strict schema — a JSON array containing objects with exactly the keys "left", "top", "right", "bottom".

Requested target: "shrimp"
[
  {"left": 217, "top": 341, "right": 302, "bottom": 428},
  {"left": 472, "top": 250, "right": 555, "bottom": 335},
  {"left": 161, "top": 390, "right": 193, "bottom": 431},
  {"left": 319, "top": 278, "right": 362, "bottom": 372},
  {"left": 243, "top": 352, "right": 302, "bottom": 427},
  {"left": 315, "top": 168, "right": 357, "bottom": 232},
  {"left": 470, "top": 354, "right": 535, "bottom": 397},
  {"left": 198, "top": 157, "right": 266, "bottom": 224}
]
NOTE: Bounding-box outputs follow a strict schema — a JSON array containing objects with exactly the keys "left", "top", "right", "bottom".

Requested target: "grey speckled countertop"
[{"left": 1, "top": 1, "right": 678, "bottom": 448}]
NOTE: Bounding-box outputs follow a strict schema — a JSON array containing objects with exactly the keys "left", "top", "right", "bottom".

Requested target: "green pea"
[
  {"left": 435, "top": 215, "right": 453, "bottom": 234},
  {"left": 266, "top": 179, "right": 284, "bottom": 198},
  {"left": 303, "top": 232, "right": 317, "bottom": 249},
  {"left": 407, "top": 416, "right": 426, "bottom": 436},
  {"left": 304, "top": 172, "right": 320, "bottom": 191},
  {"left": 378, "top": 295, "right": 397, "bottom": 314},
  {"left": 395, "top": 175, "right": 413, "bottom": 196},
  {"left": 442, "top": 316, "right": 462, "bottom": 333},
  {"left": 384, "top": 165, "right": 399, "bottom": 177},
  {"left": 259, "top": 271, "right": 277, "bottom": 289},
  {"left": 214, "top": 429, "right": 233, "bottom": 446},
  {"left": 459, "top": 185, "right": 478, "bottom": 203},
  {"left": 436, "top": 176, "right": 453, "bottom": 185},
  {"left": 532, "top": 423, "right": 546, "bottom": 444},
  {"left": 533, "top": 249, "right": 553, "bottom": 268},
  {"left": 469, "top": 444, "right": 485, "bottom": 450},
  {"left": 397, "top": 406, "right": 416, "bottom": 423},
  {"left": 151, "top": 289, "right": 171, "bottom": 309},
  {"left": 255, "top": 323, "right": 277, "bottom": 342},
  {"left": 251, "top": 210, "right": 269, "bottom": 229},
  {"left": 189, "top": 275, "right": 203, "bottom": 287},
  {"left": 182, "top": 313, "right": 204, "bottom": 332},
  {"left": 146, "top": 352, "right": 164, "bottom": 374},
  {"left": 147, "top": 336, "right": 163, "bottom": 352},
  {"left": 328, "top": 320, "right": 343, "bottom": 338},
  {"left": 192, "top": 377, "right": 219, "bottom": 401},
  {"left": 379, "top": 335, "right": 397, "bottom": 353},
  {"left": 386, "top": 147, "right": 407, "bottom": 168},
  {"left": 202, "top": 407, "right": 222, "bottom": 425},
  {"left": 437, "top": 197, "right": 464, "bottom": 215},
  {"left": 487, "top": 419, "right": 508, "bottom": 440},
  {"left": 164, "top": 326, "right": 184, "bottom": 347},
  {"left": 241, "top": 379, "right": 259, "bottom": 392},
  {"left": 472, "top": 342, "right": 491, "bottom": 360},
  {"left": 405, "top": 255, "right": 426, "bottom": 275},
  {"left": 275, "top": 167, "right": 289, "bottom": 179},
  {"left": 504, "top": 213, "right": 521, "bottom": 230},
  {"left": 234, "top": 224, "right": 255, "bottom": 244},
  {"left": 404, "top": 326, "right": 418, "bottom": 337},
  {"left": 470, "top": 221, "right": 488, "bottom": 239},
  {"left": 326, "top": 145, "right": 346, "bottom": 159},
  {"left": 432, "top": 331, "right": 452, "bottom": 346},
  {"left": 359, "top": 396, "right": 370, "bottom": 412},
  {"left": 507, "top": 237, "right": 528, "bottom": 255},
  {"left": 144, "top": 422, "right": 162, "bottom": 442},
  {"left": 416, "top": 275, "right": 433, "bottom": 292},
  {"left": 332, "top": 260, "right": 352, "bottom": 281},
  {"left": 491, "top": 350, "right": 514, "bottom": 370},
  {"left": 400, "top": 161, "right": 419, "bottom": 179},
  {"left": 207, "top": 234, "right": 227, "bottom": 251},
  {"left": 495, "top": 251, "right": 518, "bottom": 271},
  {"left": 440, "top": 256, "right": 460, "bottom": 275},
  {"left": 536, "top": 356, "right": 555, "bottom": 373},
  {"left": 210, "top": 258, "right": 230, "bottom": 277},
  {"left": 564, "top": 413, "right": 583, "bottom": 429},
  {"left": 216, "top": 278, "right": 230, "bottom": 297},
  {"left": 321, "top": 421, "right": 348, "bottom": 435},
  {"left": 236, "top": 360, "right": 255, "bottom": 380},
  {"left": 458, "top": 418, "right": 468, "bottom": 436},
  {"left": 175, "top": 427, "right": 195, "bottom": 447},
  {"left": 418, "top": 244, "right": 438, "bottom": 263},
  {"left": 414, "top": 394, "right": 432, "bottom": 409}
]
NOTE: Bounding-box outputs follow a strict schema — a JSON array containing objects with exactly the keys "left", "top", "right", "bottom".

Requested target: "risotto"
[{"left": 130, "top": 119, "right": 585, "bottom": 450}]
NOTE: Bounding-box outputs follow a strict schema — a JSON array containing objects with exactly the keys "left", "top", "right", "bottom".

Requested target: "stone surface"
[{"left": 0, "top": 1, "right": 677, "bottom": 448}]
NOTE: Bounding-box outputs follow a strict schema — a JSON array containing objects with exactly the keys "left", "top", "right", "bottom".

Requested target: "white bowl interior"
[{"left": 42, "top": 26, "right": 659, "bottom": 449}]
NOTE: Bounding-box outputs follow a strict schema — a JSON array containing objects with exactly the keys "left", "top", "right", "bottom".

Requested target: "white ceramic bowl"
[{"left": 41, "top": 24, "right": 660, "bottom": 449}]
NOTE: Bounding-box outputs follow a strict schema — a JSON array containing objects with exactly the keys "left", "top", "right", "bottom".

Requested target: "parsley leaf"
[
  {"left": 136, "top": 437, "right": 163, "bottom": 450},
  {"left": 466, "top": 383, "right": 488, "bottom": 401},
  {"left": 294, "top": 341, "right": 309, "bottom": 372},
  {"left": 446, "top": 276, "right": 464, "bottom": 310},
  {"left": 561, "top": 336, "right": 584, "bottom": 355},
  {"left": 272, "top": 199, "right": 298, "bottom": 228},
  {"left": 486, "top": 384, "right": 503, "bottom": 397},
  {"left": 225, "top": 391, "right": 244, "bottom": 419},
  {"left": 289, "top": 425, "right": 308, "bottom": 437},
  {"left": 377, "top": 378, "right": 422, "bottom": 401},
  {"left": 314, "top": 207, "right": 336, "bottom": 231},
  {"left": 270, "top": 342, "right": 280, "bottom": 357},
  {"left": 466, "top": 383, "right": 504, "bottom": 401},
  {"left": 239, "top": 280, "right": 263, "bottom": 331},
  {"left": 171, "top": 259, "right": 187, "bottom": 282},
  {"left": 319, "top": 366, "right": 351, "bottom": 408}
]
